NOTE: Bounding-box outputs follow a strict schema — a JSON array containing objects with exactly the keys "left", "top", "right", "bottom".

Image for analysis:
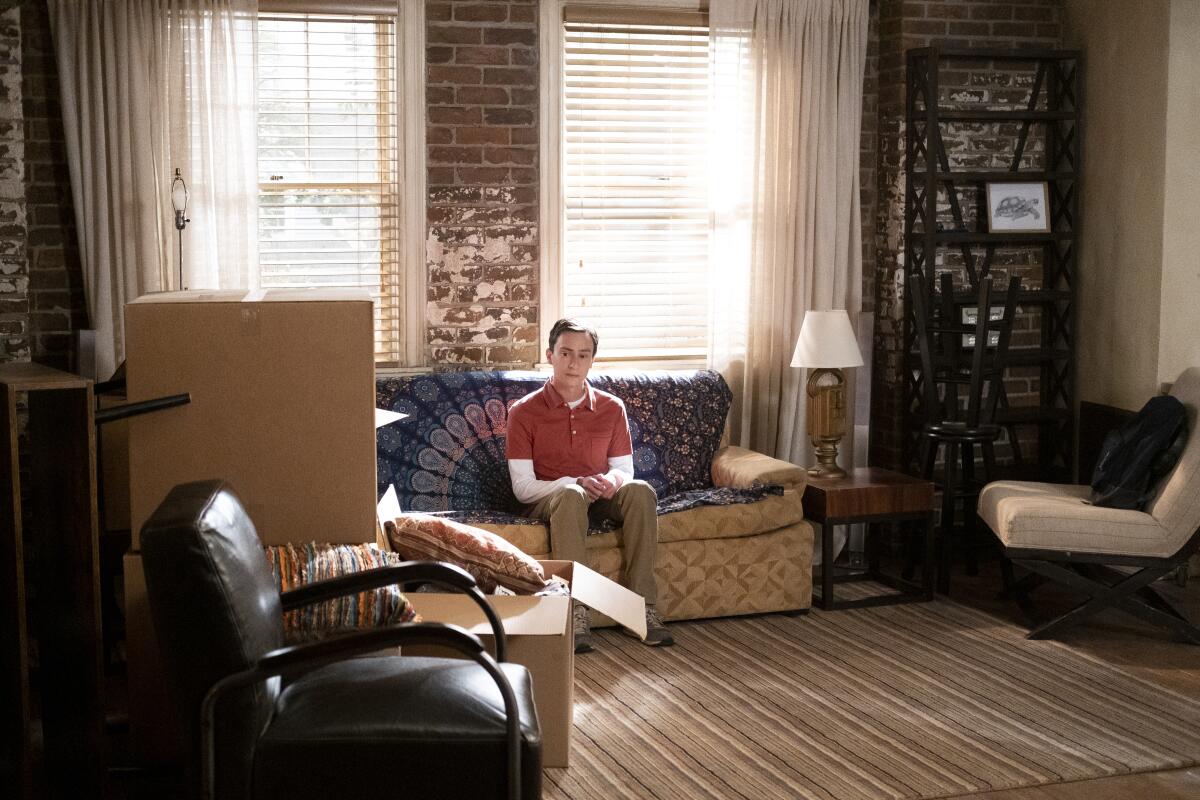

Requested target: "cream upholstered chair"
[{"left": 978, "top": 367, "right": 1200, "bottom": 644}]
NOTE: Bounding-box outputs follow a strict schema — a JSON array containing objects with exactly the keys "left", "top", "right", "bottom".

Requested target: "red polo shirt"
[{"left": 505, "top": 380, "right": 633, "bottom": 481}]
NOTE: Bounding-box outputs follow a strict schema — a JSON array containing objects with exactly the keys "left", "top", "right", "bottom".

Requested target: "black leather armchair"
[{"left": 140, "top": 480, "right": 541, "bottom": 800}]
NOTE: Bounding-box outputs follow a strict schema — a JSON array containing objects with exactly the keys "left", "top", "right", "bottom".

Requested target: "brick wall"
[
  {"left": 868, "top": 0, "right": 1064, "bottom": 470},
  {"left": 0, "top": 2, "right": 85, "bottom": 373},
  {"left": 424, "top": 0, "right": 540, "bottom": 367},
  {"left": 21, "top": 0, "right": 84, "bottom": 373},
  {"left": 1, "top": 0, "right": 1072, "bottom": 401},
  {"left": 0, "top": 6, "right": 27, "bottom": 364},
  {"left": 7, "top": 0, "right": 545, "bottom": 374}
]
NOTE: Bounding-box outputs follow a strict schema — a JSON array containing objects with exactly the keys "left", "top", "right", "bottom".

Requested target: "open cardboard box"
[{"left": 378, "top": 487, "right": 646, "bottom": 767}]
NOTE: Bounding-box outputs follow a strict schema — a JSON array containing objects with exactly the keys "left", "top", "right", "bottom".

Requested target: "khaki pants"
[{"left": 526, "top": 480, "right": 659, "bottom": 607}]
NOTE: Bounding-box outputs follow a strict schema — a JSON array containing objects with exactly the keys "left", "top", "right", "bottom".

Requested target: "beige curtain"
[
  {"left": 49, "top": 0, "right": 258, "bottom": 381},
  {"left": 709, "top": 0, "right": 868, "bottom": 464}
]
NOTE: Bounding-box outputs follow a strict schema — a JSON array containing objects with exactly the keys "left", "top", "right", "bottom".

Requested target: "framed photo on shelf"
[{"left": 985, "top": 181, "right": 1050, "bottom": 233}]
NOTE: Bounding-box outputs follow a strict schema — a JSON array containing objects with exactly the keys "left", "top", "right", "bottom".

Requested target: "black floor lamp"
[{"left": 171, "top": 168, "right": 190, "bottom": 290}]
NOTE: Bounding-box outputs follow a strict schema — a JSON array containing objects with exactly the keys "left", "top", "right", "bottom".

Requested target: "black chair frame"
[
  {"left": 1001, "top": 525, "right": 1200, "bottom": 645},
  {"left": 199, "top": 560, "right": 525, "bottom": 800}
]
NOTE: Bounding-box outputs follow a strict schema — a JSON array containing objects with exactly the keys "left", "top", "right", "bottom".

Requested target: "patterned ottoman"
[{"left": 376, "top": 370, "right": 812, "bottom": 620}]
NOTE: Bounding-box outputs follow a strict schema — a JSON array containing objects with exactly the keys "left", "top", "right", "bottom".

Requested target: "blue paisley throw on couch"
[{"left": 375, "top": 370, "right": 781, "bottom": 529}]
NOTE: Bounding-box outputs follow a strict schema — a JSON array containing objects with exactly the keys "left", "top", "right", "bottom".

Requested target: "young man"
[{"left": 505, "top": 318, "right": 673, "bottom": 653}]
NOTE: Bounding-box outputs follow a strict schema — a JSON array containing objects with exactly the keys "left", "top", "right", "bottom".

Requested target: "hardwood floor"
[{"left": 929, "top": 554, "right": 1200, "bottom": 799}]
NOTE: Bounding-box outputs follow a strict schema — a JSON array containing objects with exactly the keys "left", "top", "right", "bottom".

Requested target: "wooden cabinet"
[{"left": 1, "top": 363, "right": 104, "bottom": 799}]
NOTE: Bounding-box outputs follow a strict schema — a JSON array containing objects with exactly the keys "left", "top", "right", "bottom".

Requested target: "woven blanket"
[
  {"left": 264, "top": 542, "right": 419, "bottom": 643},
  {"left": 376, "top": 369, "right": 769, "bottom": 517}
]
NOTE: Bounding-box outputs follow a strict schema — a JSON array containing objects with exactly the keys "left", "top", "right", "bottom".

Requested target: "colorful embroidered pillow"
[
  {"left": 386, "top": 514, "right": 547, "bottom": 594},
  {"left": 264, "top": 542, "right": 420, "bottom": 644}
]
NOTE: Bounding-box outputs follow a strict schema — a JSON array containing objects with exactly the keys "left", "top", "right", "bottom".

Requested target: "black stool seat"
[{"left": 921, "top": 421, "right": 1003, "bottom": 441}]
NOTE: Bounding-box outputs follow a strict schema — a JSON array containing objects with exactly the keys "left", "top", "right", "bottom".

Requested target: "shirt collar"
[{"left": 543, "top": 379, "right": 595, "bottom": 411}]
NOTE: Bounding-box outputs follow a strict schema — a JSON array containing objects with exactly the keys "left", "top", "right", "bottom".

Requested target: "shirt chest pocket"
[
  {"left": 580, "top": 434, "right": 610, "bottom": 470},
  {"left": 531, "top": 429, "right": 609, "bottom": 469}
]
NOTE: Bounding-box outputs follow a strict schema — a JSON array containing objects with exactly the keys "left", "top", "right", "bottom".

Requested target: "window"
[
  {"left": 544, "top": 4, "right": 711, "bottom": 362},
  {"left": 256, "top": 4, "right": 423, "bottom": 366}
]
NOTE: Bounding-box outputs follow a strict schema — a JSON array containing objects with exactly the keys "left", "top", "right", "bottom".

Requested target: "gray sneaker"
[
  {"left": 573, "top": 601, "right": 593, "bottom": 654},
  {"left": 642, "top": 608, "right": 675, "bottom": 647}
]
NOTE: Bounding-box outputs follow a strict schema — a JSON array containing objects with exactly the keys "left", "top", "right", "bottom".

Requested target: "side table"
[{"left": 804, "top": 467, "right": 935, "bottom": 611}]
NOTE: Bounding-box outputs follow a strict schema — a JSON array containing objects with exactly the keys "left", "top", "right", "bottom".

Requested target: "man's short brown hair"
[{"left": 548, "top": 318, "right": 598, "bottom": 354}]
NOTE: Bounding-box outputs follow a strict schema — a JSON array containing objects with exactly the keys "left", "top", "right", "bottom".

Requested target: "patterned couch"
[{"left": 376, "top": 370, "right": 813, "bottom": 620}]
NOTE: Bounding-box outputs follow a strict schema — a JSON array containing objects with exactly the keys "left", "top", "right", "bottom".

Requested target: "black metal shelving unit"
[{"left": 903, "top": 46, "right": 1082, "bottom": 481}]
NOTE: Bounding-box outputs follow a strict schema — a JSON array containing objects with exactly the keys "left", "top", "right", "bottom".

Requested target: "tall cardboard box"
[
  {"left": 125, "top": 289, "right": 376, "bottom": 547},
  {"left": 123, "top": 288, "right": 376, "bottom": 761}
]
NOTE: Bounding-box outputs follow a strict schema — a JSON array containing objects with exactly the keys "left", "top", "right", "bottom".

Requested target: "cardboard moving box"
[
  {"left": 124, "top": 288, "right": 377, "bottom": 762},
  {"left": 406, "top": 560, "right": 645, "bottom": 768},
  {"left": 125, "top": 288, "right": 376, "bottom": 549},
  {"left": 378, "top": 487, "right": 647, "bottom": 767}
]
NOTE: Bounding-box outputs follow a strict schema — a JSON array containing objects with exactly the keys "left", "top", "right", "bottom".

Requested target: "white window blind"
[
  {"left": 257, "top": 13, "right": 401, "bottom": 362},
  {"left": 562, "top": 15, "right": 710, "bottom": 359}
]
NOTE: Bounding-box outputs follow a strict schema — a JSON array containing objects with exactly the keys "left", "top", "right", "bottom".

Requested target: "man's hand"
[
  {"left": 576, "top": 473, "right": 616, "bottom": 501},
  {"left": 595, "top": 473, "right": 619, "bottom": 500}
]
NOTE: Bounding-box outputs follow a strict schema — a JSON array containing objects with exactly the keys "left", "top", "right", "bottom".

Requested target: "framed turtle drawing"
[{"left": 986, "top": 181, "right": 1051, "bottom": 233}]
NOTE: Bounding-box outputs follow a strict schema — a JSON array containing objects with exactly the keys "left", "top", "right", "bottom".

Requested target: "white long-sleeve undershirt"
[{"left": 509, "top": 454, "right": 635, "bottom": 505}]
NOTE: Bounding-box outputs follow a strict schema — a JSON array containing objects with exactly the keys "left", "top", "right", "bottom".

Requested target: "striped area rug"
[{"left": 544, "top": 597, "right": 1200, "bottom": 799}]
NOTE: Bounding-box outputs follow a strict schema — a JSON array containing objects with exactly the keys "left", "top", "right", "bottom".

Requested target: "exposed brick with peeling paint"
[
  {"left": 0, "top": 5, "right": 27, "bottom": 364},
  {"left": 21, "top": 0, "right": 84, "bottom": 372},
  {"left": 426, "top": 0, "right": 539, "bottom": 369}
]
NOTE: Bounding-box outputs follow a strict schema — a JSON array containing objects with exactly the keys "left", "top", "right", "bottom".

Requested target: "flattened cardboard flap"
[
  {"left": 375, "top": 486, "right": 400, "bottom": 549},
  {"left": 545, "top": 560, "right": 647, "bottom": 640},
  {"left": 375, "top": 408, "right": 409, "bottom": 429},
  {"left": 377, "top": 485, "right": 402, "bottom": 522}
]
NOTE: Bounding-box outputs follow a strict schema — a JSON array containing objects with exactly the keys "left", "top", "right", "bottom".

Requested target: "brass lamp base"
[
  {"left": 806, "top": 367, "right": 848, "bottom": 480},
  {"left": 807, "top": 436, "right": 846, "bottom": 478}
]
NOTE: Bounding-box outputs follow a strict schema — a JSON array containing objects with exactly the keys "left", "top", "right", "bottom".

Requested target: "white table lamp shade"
[{"left": 790, "top": 310, "right": 864, "bottom": 369}]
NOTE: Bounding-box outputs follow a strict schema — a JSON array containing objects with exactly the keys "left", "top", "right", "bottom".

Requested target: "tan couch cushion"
[
  {"left": 587, "top": 520, "right": 813, "bottom": 620},
  {"left": 657, "top": 489, "right": 805, "bottom": 543},
  {"left": 978, "top": 480, "right": 1177, "bottom": 558},
  {"left": 711, "top": 445, "right": 808, "bottom": 489}
]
